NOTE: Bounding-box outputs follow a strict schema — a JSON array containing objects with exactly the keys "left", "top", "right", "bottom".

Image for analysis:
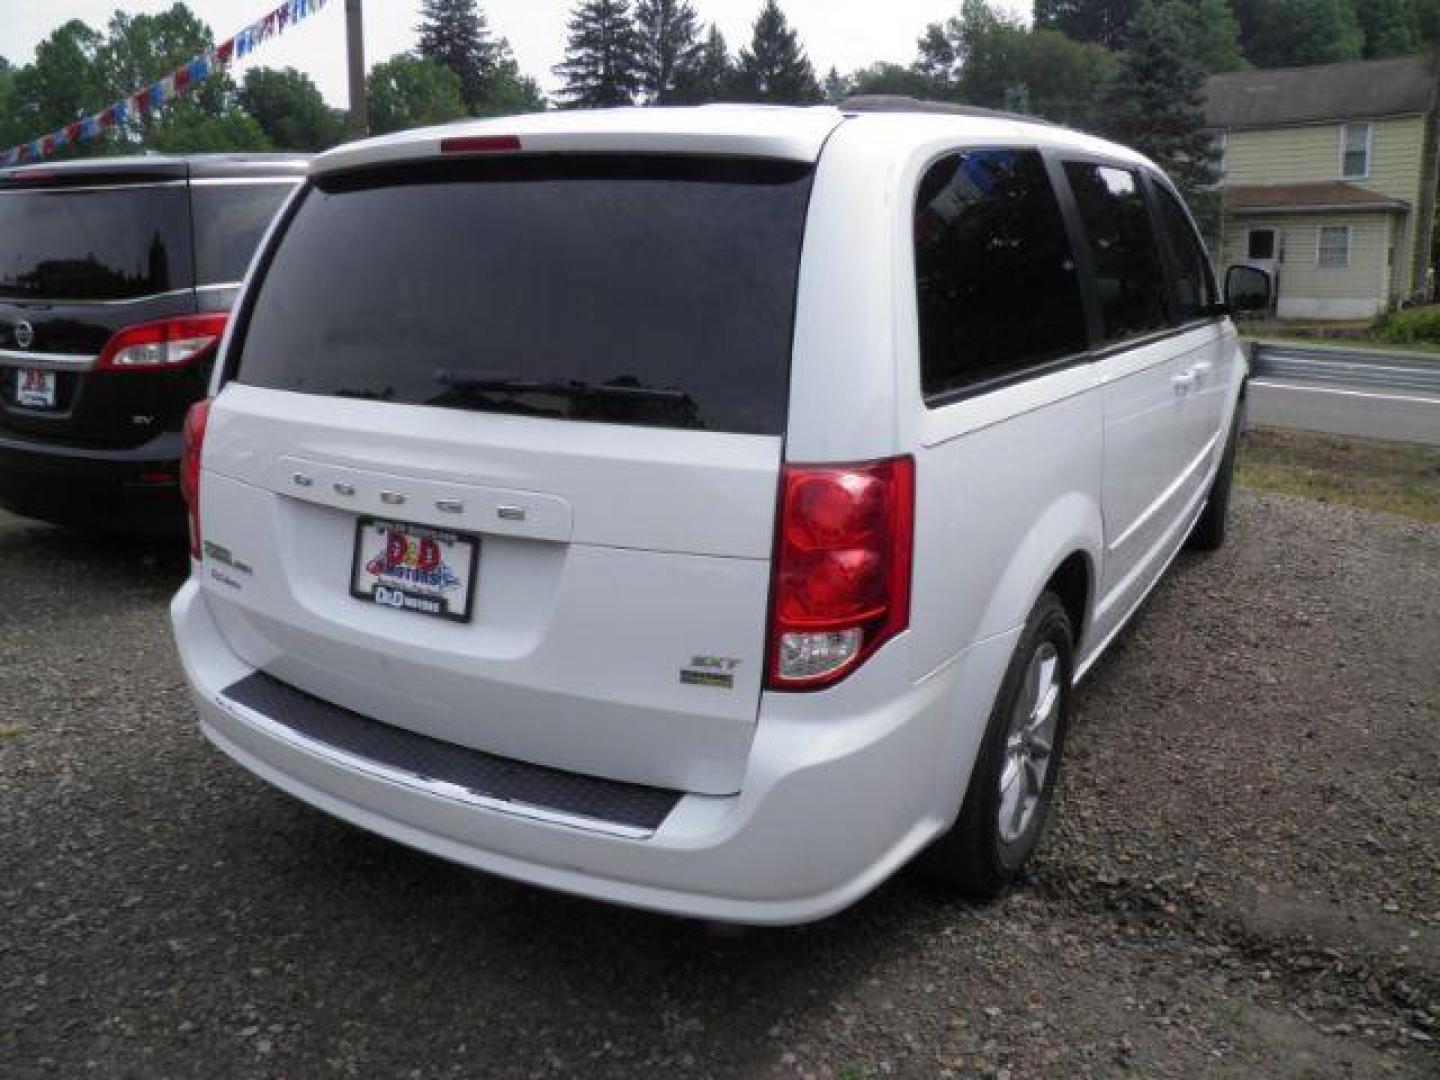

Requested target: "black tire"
[
  {"left": 921, "top": 592, "right": 1074, "bottom": 898},
  {"left": 1187, "top": 400, "right": 1243, "bottom": 552}
]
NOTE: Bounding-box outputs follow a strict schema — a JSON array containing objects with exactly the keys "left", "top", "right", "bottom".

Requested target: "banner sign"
[{"left": 3, "top": 0, "right": 328, "bottom": 167}]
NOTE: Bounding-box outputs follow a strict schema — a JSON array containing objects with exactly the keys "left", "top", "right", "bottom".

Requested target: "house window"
[
  {"left": 1247, "top": 229, "right": 1276, "bottom": 260},
  {"left": 1341, "top": 122, "right": 1370, "bottom": 179},
  {"left": 1318, "top": 225, "right": 1350, "bottom": 267}
]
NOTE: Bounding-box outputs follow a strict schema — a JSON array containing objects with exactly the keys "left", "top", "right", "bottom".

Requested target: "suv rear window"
[
  {"left": 0, "top": 185, "right": 192, "bottom": 301},
  {"left": 233, "top": 156, "right": 814, "bottom": 435},
  {"left": 192, "top": 181, "right": 296, "bottom": 286}
]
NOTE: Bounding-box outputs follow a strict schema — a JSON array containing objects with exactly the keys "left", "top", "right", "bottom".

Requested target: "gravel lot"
[{"left": 1, "top": 489, "right": 1437, "bottom": 1079}]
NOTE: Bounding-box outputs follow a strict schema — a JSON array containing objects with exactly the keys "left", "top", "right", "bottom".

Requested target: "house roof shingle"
[
  {"left": 1206, "top": 55, "right": 1437, "bottom": 129},
  {"left": 1225, "top": 182, "right": 1410, "bottom": 213}
]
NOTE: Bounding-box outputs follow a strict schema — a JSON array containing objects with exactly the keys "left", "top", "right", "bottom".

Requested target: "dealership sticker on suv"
[
  {"left": 350, "top": 518, "right": 479, "bottom": 623},
  {"left": 15, "top": 369, "right": 57, "bottom": 410}
]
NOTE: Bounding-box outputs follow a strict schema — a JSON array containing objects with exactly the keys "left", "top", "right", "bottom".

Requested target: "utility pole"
[{"left": 345, "top": 0, "right": 368, "bottom": 139}]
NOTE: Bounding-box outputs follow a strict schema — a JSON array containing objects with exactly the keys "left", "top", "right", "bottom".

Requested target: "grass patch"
[
  {"left": 0, "top": 723, "right": 29, "bottom": 741},
  {"left": 1237, "top": 427, "right": 1440, "bottom": 524}
]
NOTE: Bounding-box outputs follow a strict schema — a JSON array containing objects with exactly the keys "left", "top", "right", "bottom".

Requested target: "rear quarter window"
[
  {"left": 231, "top": 157, "right": 814, "bottom": 435},
  {"left": 913, "top": 148, "right": 1089, "bottom": 402},
  {"left": 191, "top": 181, "right": 297, "bottom": 286}
]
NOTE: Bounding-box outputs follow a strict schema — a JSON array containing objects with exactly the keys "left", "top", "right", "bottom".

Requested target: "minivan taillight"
[
  {"left": 765, "top": 456, "right": 914, "bottom": 691},
  {"left": 96, "top": 314, "right": 227, "bottom": 371},
  {"left": 179, "top": 399, "right": 211, "bottom": 560}
]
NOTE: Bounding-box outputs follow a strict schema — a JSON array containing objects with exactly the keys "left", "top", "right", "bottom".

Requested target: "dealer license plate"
[
  {"left": 15, "top": 369, "right": 57, "bottom": 410},
  {"left": 350, "top": 518, "right": 479, "bottom": 623}
]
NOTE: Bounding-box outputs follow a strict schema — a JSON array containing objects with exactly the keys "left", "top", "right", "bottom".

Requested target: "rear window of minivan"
[
  {"left": 231, "top": 156, "right": 814, "bottom": 435},
  {"left": 0, "top": 185, "right": 191, "bottom": 301}
]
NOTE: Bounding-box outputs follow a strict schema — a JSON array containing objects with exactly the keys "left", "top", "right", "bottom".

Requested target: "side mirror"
[{"left": 1224, "top": 265, "right": 1272, "bottom": 315}]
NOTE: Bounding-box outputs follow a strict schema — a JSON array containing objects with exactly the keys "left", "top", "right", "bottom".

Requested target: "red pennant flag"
[
  {"left": 174, "top": 64, "right": 191, "bottom": 91},
  {"left": 100, "top": 106, "right": 116, "bottom": 128},
  {"left": 134, "top": 87, "right": 150, "bottom": 112},
  {"left": 41, "top": 135, "right": 54, "bottom": 155},
  {"left": 217, "top": 37, "right": 235, "bottom": 65},
  {"left": 64, "top": 123, "right": 81, "bottom": 143}
]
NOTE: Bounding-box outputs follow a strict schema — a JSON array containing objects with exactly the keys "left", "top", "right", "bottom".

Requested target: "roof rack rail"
[{"left": 838, "top": 95, "right": 1056, "bottom": 126}]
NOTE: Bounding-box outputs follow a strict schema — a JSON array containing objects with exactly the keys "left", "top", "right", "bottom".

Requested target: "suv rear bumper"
[
  {"left": 172, "top": 577, "right": 1018, "bottom": 924},
  {"left": 0, "top": 429, "right": 185, "bottom": 537}
]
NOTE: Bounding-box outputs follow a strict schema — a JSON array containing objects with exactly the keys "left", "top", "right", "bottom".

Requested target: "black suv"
[{"left": 0, "top": 153, "right": 306, "bottom": 537}]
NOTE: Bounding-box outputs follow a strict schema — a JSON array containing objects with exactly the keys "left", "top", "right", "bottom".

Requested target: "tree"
[
  {"left": 415, "top": 0, "right": 509, "bottom": 113},
  {"left": 472, "top": 57, "right": 547, "bottom": 116},
  {"left": 2, "top": 2, "right": 275, "bottom": 158},
  {"left": 1022, "top": 28, "right": 1119, "bottom": 129},
  {"left": 1034, "top": 0, "right": 1141, "bottom": 48},
  {"left": 554, "top": 0, "right": 642, "bottom": 108},
  {"left": 821, "top": 67, "right": 851, "bottom": 102},
  {"left": 0, "top": 56, "right": 20, "bottom": 148},
  {"left": 1355, "top": 0, "right": 1423, "bottom": 56},
  {"left": 847, "top": 62, "right": 948, "bottom": 100},
  {"left": 1413, "top": 0, "right": 1440, "bottom": 42},
  {"left": 240, "top": 67, "right": 344, "bottom": 150},
  {"left": 635, "top": 0, "right": 703, "bottom": 104},
  {"left": 910, "top": 2, "right": 1116, "bottom": 129},
  {"left": 1179, "top": 0, "right": 1249, "bottom": 72},
  {"left": 96, "top": 5, "right": 258, "bottom": 152},
  {"left": 367, "top": 54, "right": 466, "bottom": 134},
  {"left": 142, "top": 106, "right": 269, "bottom": 152},
  {"left": 670, "top": 24, "right": 734, "bottom": 103},
  {"left": 733, "top": 0, "right": 822, "bottom": 104},
  {"left": 1103, "top": 2, "right": 1217, "bottom": 206},
  {"left": 1230, "top": 0, "right": 1364, "bottom": 67},
  {"left": 8, "top": 20, "right": 106, "bottom": 152}
]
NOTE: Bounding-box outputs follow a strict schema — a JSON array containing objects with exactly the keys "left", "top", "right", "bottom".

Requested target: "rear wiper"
[{"left": 435, "top": 369, "right": 692, "bottom": 403}]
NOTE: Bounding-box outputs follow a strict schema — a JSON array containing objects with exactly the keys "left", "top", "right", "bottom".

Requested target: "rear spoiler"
[{"left": 310, "top": 107, "right": 847, "bottom": 179}]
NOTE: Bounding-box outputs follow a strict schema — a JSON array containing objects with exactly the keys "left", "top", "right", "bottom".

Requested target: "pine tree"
[
  {"left": 555, "top": 0, "right": 642, "bottom": 108},
  {"left": 1034, "top": 0, "right": 1141, "bottom": 48},
  {"left": 635, "top": 0, "right": 702, "bottom": 104},
  {"left": 1178, "top": 0, "right": 1249, "bottom": 72},
  {"left": 1103, "top": 1, "right": 1217, "bottom": 202},
  {"left": 415, "top": 0, "right": 504, "bottom": 113},
  {"left": 670, "top": 24, "right": 734, "bottom": 103},
  {"left": 734, "top": 0, "right": 822, "bottom": 104}
]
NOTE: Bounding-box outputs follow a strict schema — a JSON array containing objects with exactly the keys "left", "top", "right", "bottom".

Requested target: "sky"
[{"left": 4, "top": 0, "right": 1034, "bottom": 108}]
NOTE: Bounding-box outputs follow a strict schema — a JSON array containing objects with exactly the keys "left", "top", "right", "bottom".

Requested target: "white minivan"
[{"left": 171, "top": 101, "right": 1246, "bottom": 925}]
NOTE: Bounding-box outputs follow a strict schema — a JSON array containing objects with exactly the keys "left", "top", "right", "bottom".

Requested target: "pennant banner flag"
[{"left": 3, "top": 0, "right": 328, "bottom": 168}]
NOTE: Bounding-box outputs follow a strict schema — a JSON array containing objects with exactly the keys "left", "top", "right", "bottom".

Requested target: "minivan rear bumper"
[
  {"left": 0, "top": 429, "right": 185, "bottom": 537},
  {"left": 172, "top": 577, "right": 1018, "bottom": 924}
]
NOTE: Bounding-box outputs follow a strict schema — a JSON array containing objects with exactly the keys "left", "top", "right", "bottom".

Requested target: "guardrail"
[{"left": 1247, "top": 340, "right": 1440, "bottom": 394}]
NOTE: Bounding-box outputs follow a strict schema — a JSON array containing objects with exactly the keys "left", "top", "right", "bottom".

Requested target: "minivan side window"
[
  {"left": 1151, "top": 181, "right": 1217, "bottom": 323},
  {"left": 1062, "top": 162, "right": 1170, "bottom": 344},
  {"left": 914, "top": 149, "right": 1088, "bottom": 402}
]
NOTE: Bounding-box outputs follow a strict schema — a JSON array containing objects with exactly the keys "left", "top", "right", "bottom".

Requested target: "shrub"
[{"left": 1374, "top": 304, "right": 1440, "bottom": 345}]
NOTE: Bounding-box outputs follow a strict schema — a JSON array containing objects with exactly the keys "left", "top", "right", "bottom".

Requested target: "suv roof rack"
[{"left": 838, "top": 95, "right": 1056, "bottom": 127}]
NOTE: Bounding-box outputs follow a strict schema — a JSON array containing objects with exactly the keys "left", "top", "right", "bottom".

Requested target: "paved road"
[
  {"left": 1247, "top": 377, "right": 1440, "bottom": 446},
  {"left": 1, "top": 497, "right": 1437, "bottom": 1079}
]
